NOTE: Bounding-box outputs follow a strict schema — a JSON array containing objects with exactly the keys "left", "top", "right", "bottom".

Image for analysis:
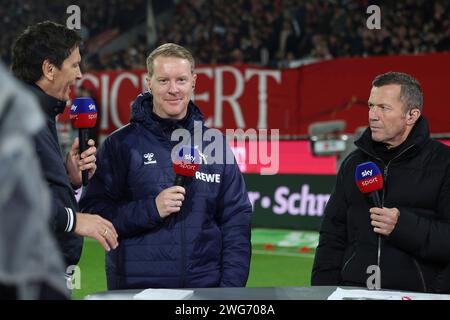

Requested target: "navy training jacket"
[{"left": 80, "top": 92, "right": 252, "bottom": 289}]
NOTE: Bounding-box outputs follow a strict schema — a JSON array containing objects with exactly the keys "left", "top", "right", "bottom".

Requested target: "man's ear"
[
  {"left": 192, "top": 73, "right": 197, "bottom": 90},
  {"left": 42, "top": 59, "right": 55, "bottom": 81},
  {"left": 146, "top": 77, "right": 152, "bottom": 93},
  {"left": 407, "top": 108, "right": 421, "bottom": 125}
]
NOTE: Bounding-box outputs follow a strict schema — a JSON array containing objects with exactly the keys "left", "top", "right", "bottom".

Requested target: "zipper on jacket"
[
  {"left": 180, "top": 207, "right": 186, "bottom": 287},
  {"left": 342, "top": 251, "right": 356, "bottom": 274},
  {"left": 413, "top": 259, "right": 427, "bottom": 292},
  {"left": 378, "top": 165, "right": 388, "bottom": 268},
  {"left": 358, "top": 143, "right": 416, "bottom": 287},
  {"left": 358, "top": 146, "right": 385, "bottom": 272},
  {"left": 379, "top": 143, "right": 415, "bottom": 223},
  {"left": 382, "top": 142, "right": 426, "bottom": 292}
]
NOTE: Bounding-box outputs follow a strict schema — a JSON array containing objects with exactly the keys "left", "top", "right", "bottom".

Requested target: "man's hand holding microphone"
[
  {"left": 69, "top": 97, "right": 118, "bottom": 251},
  {"left": 355, "top": 161, "right": 400, "bottom": 237},
  {"left": 156, "top": 146, "right": 200, "bottom": 219}
]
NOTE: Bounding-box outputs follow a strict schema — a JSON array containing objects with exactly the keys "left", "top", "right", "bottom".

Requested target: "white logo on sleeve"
[{"left": 143, "top": 153, "right": 157, "bottom": 165}]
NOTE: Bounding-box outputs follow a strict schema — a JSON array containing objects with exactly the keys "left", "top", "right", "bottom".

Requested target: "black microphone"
[{"left": 70, "top": 97, "right": 97, "bottom": 186}]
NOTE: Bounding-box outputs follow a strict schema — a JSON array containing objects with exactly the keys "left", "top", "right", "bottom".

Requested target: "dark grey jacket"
[
  {"left": 312, "top": 117, "right": 450, "bottom": 293},
  {"left": 28, "top": 84, "right": 83, "bottom": 267}
]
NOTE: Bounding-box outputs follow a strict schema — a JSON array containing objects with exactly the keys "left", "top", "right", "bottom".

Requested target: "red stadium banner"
[
  {"left": 63, "top": 53, "right": 450, "bottom": 137},
  {"left": 232, "top": 140, "right": 336, "bottom": 175}
]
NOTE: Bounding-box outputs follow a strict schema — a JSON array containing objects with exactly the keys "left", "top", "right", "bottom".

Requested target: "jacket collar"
[
  {"left": 130, "top": 91, "right": 204, "bottom": 134},
  {"left": 355, "top": 116, "right": 431, "bottom": 160},
  {"left": 27, "top": 83, "right": 67, "bottom": 118}
]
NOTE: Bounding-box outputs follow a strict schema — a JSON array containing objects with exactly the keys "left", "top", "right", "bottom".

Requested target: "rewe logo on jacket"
[{"left": 195, "top": 171, "right": 221, "bottom": 183}]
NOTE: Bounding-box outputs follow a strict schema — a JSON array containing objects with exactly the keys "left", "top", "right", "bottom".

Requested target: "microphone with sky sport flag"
[
  {"left": 70, "top": 97, "right": 97, "bottom": 186},
  {"left": 355, "top": 161, "right": 383, "bottom": 208},
  {"left": 172, "top": 145, "right": 201, "bottom": 187}
]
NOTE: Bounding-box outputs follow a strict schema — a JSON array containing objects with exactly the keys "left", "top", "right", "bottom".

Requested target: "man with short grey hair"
[{"left": 312, "top": 71, "right": 450, "bottom": 293}]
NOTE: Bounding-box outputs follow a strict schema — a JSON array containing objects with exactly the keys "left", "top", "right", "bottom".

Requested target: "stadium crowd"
[
  {"left": 1, "top": 0, "right": 449, "bottom": 71},
  {"left": 0, "top": 0, "right": 146, "bottom": 68}
]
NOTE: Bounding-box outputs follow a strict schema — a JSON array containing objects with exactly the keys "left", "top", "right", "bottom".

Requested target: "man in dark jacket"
[
  {"left": 11, "top": 21, "right": 118, "bottom": 272},
  {"left": 311, "top": 71, "right": 450, "bottom": 293},
  {"left": 80, "top": 43, "right": 252, "bottom": 289}
]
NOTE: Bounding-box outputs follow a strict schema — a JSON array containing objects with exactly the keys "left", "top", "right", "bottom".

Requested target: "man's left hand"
[
  {"left": 66, "top": 137, "right": 97, "bottom": 188},
  {"left": 370, "top": 207, "right": 400, "bottom": 236}
]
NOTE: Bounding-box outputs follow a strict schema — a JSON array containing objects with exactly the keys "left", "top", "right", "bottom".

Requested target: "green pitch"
[{"left": 72, "top": 229, "right": 317, "bottom": 299}]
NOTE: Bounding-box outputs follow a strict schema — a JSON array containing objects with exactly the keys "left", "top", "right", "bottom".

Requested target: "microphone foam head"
[
  {"left": 355, "top": 161, "right": 383, "bottom": 193},
  {"left": 70, "top": 97, "right": 97, "bottom": 128},
  {"left": 173, "top": 146, "right": 201, "bottom": 177}
]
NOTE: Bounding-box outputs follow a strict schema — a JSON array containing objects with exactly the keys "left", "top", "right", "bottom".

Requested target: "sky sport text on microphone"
[{"left": 70, "top": 97, "right": 97, "bottom": 186}]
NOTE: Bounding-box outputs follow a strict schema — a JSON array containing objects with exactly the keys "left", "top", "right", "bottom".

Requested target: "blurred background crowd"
[{"left": 1, "top": 0, "right": 449, "bottom": 71}]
